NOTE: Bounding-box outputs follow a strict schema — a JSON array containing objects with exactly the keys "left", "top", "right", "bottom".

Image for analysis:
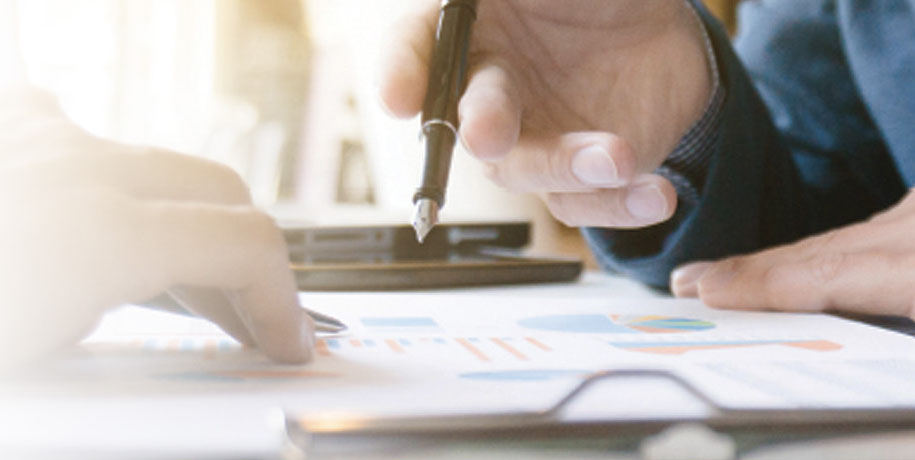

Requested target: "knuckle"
[
  {"left": 143, "top": 148, "right": 252, "bottom": 205},
  {"left": 603, "top": 189, "right": 641, "bottom": 227},
  {"left": 809, "top": 251, "right": 849, "bottom": 285},
  {"left": 544, "top": 194, "right": 577, "bottom": 227},
  {"left": 868, "top": 249, "right": 905, "bottom": 272},
  {"left": 256, "top": 214, "right": 288, "bottom": 259},
  {"left": 758, "top": 262, "right": 779, "bottom": 290},
  {"left": 249, "top": 210, "right": 283, "bottom": 244},
  {"left": 606, "top": 135, "right": 636, "bottom": 179},
  {"left": 545, "top": 147, "right": 574, "bottom": 189},
  {"left": 238, "top": 210, "right": 289, "bottom": 277},
  {"left": 802, "top": 229, "right": 850, "bottom": 256},
  {"left": 758, "top": 264, "right": 785, "bottom": 305},
  {"left": 483, "top": 162, "right": 508, "bottom": 188},
  {"left": 548, "top": 191, "right": 631, "bottom": 228},
  {"left": 554, "top": 190, "right": 632, "bottom": 229},
  {"left": 210, "top": 163, "right": 252, "bottom": 205},
  {"left": 715, "top": 257, "right": 743, "bottom": 282},
  {"left": 759, "top": 263, "right": 816, "bottom": 311}
]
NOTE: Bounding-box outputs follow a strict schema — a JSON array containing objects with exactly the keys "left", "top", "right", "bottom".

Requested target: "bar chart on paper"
[{"left": 315, "top": 335, "right": 554, "bottom": 364}]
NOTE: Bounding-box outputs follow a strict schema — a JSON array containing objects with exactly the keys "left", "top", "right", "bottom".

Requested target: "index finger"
[
  {"left": 140, "top": 202, "right": 314, "bottom": 364},
  {"left": 377, "top": 0, "right": 439, "bottom": 118}
]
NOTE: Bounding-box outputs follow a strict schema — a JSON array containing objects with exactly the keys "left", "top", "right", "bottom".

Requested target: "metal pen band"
[{"left": 421, "top": 119, "right": 459, "bottom": 139}]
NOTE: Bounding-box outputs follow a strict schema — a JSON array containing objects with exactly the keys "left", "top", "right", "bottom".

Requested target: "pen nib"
[{"left": 412, "top": 198, "right": 439, "bottom": 243}]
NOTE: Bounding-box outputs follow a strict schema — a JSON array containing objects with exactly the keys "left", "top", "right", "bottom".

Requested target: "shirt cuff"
[{"left": 657, "top": 1, "right": 726, "bottom": 206}]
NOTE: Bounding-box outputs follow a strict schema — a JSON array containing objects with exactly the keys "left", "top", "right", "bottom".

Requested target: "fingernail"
[
  {"left": 671, "top": 262, "right": 713, "bottom": 297},
  {"left": 625, "top": 185, "right": 667, "bottom": 220},
  {"left": 572, "top": 145, "right": 619, "bottom": 186},
  {"left": 700, "top": 264, "right": 737, "bottom": 294}
]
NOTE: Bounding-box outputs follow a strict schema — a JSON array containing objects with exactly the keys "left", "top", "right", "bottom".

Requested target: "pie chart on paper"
[{"left": 516, "top": 314, "right": 716, "bottom": 334}]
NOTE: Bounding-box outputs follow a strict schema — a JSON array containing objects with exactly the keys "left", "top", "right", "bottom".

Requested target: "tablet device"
[{"left": 283, "top": 222, "right": 583, "bottom": 291}]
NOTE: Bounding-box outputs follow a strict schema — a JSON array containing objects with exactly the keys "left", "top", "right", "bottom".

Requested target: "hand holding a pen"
[
  {"left": 0, "top": 88, "right": 315, "bottom": 369},
  {"left": 379, "top": 0, "right": 712, "bottom": 229}
]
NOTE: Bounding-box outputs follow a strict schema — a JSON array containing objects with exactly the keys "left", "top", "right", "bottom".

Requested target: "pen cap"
[
  {"left": 421, "top": 0, "right": 478, "bottom": 127},
  {"left": 416, "top": 0, "right": 479, "bottom": 207}
]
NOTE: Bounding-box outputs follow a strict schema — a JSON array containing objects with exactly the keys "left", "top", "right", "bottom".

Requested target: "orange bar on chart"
[
  {"left": 315, "top": 339, "right": 331, "bottom": 356},
  {"left": 787, "top": 340, "right": 843, "bottom": 351},
  {"left": 385, "top": 339, "right": 406, "bottom": 353},
  {"left": 525, "top": 337, "right": 552, "bottom": 351},
  {"left": 490, "top": 338, "right": 528, "bottom": 361},
  {"left": 456, "top": 338, "right": 490, "bottom": 362}
]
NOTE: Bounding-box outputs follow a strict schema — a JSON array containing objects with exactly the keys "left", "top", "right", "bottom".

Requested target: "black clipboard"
[{"left": 285, "top": 368, "right": 915, "bottom": 455}]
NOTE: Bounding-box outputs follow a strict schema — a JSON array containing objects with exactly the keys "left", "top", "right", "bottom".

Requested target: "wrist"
[
  {"left": 617, "top": 0, "right": 716, "bottom": 167},
  {"left": 658, "top": 1, "right": 726, "bottom": 201},
  {"left": 668, "top": 1, "right": 715, "bottom": 142}
]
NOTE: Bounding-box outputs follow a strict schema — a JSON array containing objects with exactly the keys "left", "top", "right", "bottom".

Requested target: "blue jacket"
[{"left": 585, "top": 0, "right": 914, "bottom": 288}]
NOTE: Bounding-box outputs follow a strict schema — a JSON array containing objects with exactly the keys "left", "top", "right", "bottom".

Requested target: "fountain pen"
[{"left": 412, "top": 0, "right": 479, "bottom": 243}]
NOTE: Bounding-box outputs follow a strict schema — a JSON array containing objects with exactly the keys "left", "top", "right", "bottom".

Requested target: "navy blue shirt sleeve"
[{"left": 582, "top": 0, "right": 906, "bottom": 289}]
